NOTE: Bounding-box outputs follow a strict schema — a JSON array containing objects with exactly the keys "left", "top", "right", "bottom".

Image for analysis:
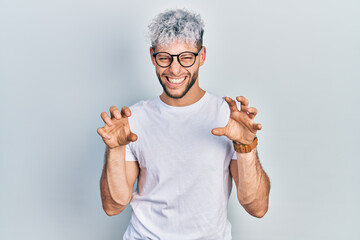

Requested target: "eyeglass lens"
[{"left": 155, "top": 52, "right": 196, "bottom": 67}]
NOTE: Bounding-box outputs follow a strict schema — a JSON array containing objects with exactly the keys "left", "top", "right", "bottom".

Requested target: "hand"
[
  {"left": 97, "top": 106, "right": 138, "bottom": 149},
  {"left": 212, "top": 96, "right": 262, "bottom": 144}
]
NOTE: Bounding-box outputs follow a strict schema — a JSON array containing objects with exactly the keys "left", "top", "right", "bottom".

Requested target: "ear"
[
  {"left": 150, "top": 47, "right": 156, "bottom": 66},
  {"left": 199, "top": 46, "right": 207, "bottom": 67}
]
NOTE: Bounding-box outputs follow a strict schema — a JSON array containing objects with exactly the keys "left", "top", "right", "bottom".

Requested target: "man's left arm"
[
  {"left": 212, "top": 96, "right": 270, "bottom": 218},
  {"left": 230, "top": 148, "right": 270, "bottom": 218}
]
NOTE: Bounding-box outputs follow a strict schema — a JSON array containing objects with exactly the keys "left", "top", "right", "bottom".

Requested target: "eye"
[
  {"left": 180, "top": 54, "right": 194, "bottom": 60},
  {"left": 157, "top": 54, "right": 171, "bottom": 59}
]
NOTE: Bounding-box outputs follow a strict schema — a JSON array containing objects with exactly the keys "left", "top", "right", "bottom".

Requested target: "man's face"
[{"left": 151, "top": 41, "right": 205, "bottom": 99}]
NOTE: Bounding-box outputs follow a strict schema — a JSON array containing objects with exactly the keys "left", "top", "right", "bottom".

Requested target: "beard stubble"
[{"left": 156, "top": 70, "right": 199, "bottom": 99}]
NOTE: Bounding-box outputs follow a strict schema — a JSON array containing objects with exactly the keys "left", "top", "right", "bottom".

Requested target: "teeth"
[{"left": 168, "top": 77, "right": 185, "bottom": 84}]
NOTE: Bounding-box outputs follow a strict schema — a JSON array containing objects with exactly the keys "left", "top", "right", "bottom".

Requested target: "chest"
[{"left": 132, "top": 114, "right": 233, "bottom": 179}]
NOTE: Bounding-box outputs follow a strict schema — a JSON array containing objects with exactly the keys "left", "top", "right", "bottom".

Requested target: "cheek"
[
  {"left": 187, "top": 67, "right": 198, "bottom": 77},
  {"left": 155, "top": 68, "right": 165, "bottom": 77}
]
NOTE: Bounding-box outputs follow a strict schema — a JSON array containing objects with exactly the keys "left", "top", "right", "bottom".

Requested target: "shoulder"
[
  {"left": 205, "top": 91, "right": 230, "bottom": 113},
  {"left": 127, "top": 97, "right": 159, "bottom": 129},
  {"left": 203, "top": 91, "right": 230, "bottom": 125},
  {"left": 205, "top": 91, "right": 223, "bottom": 102},
  {"left": 128, "top": 97, "right": 158, "bottom": 115}
]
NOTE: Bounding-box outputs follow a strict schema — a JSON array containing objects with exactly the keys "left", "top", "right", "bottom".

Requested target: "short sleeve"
[
  {"left": 125, "top": 143, "right": 138, "bottom": 162},
  {"left": 232, "top": 150, "right": 237, "bottom": 160}
]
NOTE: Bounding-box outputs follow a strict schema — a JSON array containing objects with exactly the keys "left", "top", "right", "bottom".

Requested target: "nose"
[{"left": 168, "top": 57, "right": 182, "bottom": 75}]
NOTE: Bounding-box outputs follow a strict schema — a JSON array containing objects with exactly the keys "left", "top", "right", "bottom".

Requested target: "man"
[{"left": 97, "top": 9, "right": 270, "bottom": 240}]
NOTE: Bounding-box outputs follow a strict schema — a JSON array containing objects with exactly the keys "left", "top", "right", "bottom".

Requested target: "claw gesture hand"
[
  {"left": 212, "top": 96, "right": 262, "bottom": 144},
  {"left": 97, "top": 106, "right": 138, "bottom": 149}
]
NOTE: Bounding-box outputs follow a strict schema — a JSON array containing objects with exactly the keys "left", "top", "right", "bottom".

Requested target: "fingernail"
[{"left": 107, "top": 135, "right": 111, "bottom": 139}]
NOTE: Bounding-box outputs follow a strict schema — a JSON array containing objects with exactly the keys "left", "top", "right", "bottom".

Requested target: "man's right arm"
[
  {"left": 100, "top": 146, "right": 139, "bottom": 216},
  {"left": 97, "top": 106, "right": 139, "bottom": 216}
]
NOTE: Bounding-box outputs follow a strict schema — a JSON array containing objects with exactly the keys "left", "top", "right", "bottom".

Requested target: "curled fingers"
[
  {"left": 97, "top": 127, "right": 111, "bottom": 139},
  {"left": 247, "top": 107, "right": 258, "bottom": 119},
  {"left": 121, "top": 106, "right": 131, "bottom": 118},
  {"left": 224, "top": 96, "right": 239, "bottom": 112},
  {"left": 110, "top": 106, "right": 121, "bottom": 119},
  {"left": 100, "top": 112, "right": 113, "bottom": 126},
  {"left": 236, "top": 96, "right": 249, "bottom": 112}
]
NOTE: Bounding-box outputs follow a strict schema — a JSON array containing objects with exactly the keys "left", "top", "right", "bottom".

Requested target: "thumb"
[
  {"left": 127, "top": 132, "right": 138, "bottom": 142},
  {"left": 211, "top": 127, "right": 226, "bottom": 136}
]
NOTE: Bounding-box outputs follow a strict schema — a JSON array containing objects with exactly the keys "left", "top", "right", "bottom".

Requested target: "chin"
[
  {"left": 164, "top": 87, "right": 188, "bottom": 99},
  {"left": 157, "top": 71, "right": 198, "bottom": 100}
]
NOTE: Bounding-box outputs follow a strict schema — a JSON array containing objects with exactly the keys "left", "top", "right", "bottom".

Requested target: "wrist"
[
  {"left": 105, "top": 145, "right": 126, "bottom": 165},
  {"left": 236, "top": 147, "right": 256, "bottom": 155},
  {"left": 107, "top": 145, "right": 126, "bottom": 152},
  {"left": 233, "top": 136, "right": 258, "bottom": 153}
]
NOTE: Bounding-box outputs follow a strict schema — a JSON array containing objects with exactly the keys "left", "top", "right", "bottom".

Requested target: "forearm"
[
  {"left": 100, "top": 146, "right": 131, "bottom": 215},
  {"left": 236, "top": 148, "right": 270, "bottom": 218}
]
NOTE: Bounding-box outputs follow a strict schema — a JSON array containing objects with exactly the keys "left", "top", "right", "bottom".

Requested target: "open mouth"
[{"left": 165, "top": 76, "right": 187, "bottom": 87}]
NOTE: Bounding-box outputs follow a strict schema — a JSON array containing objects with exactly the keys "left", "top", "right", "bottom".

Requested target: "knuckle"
[{"left": 121, "top": 106, "right": 130, "bottom": 115}]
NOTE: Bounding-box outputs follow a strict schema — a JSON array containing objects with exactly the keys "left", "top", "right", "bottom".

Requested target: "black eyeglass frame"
[{"left": 152, "top": 47, "right": 203, "bottom": 68}]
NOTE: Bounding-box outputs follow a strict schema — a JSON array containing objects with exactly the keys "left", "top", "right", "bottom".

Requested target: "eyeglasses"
[{"left": 152, "top": 47, "right": 203, "bottom": 68}]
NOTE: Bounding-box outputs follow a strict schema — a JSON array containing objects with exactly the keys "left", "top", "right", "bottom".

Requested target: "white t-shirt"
[{"left": 123, "top": 91, "right": 237, "bottom": 240}]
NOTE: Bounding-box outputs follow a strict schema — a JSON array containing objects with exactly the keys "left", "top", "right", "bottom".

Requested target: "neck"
[{"left": 160, "top": 82, "right": 205, "bottom": 107}]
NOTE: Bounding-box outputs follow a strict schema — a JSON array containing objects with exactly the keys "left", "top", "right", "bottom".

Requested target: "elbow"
[
  {"left": 250, "top": 205, "right": 268, "bottom": 218},
  {"left": 102, "top": 196, "right": 130, "bottom": 216},
  {"left": 238, "top": 194, "right": 269, "bottom": 218},
  {"left": 100, "top": 194, "right": 131, "bottom": 216},
  {"left": 103, "top": 205, "right": 126, "bottom": 216},
  {"left": 104, "top": 209, "right": 120, "bottom": 216},
  {"left": 242, "top": 202, "right": 269, "bottom": 218},
  {"left": 104, "top": 209, "right": 117, "bottom": 216}
]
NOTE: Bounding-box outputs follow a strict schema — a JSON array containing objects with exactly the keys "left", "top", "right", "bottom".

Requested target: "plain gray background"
[{"left": 1, "top": 0, "right": 359, "bottom": 239}]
